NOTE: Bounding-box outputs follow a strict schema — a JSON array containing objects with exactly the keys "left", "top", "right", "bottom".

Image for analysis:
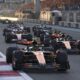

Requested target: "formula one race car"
[
  {"left": 3, "top": 23, "right": 31, "bottom": 43},
  {"left": 3, "top": 23, "right": 23, "bottom": 36},
  {"left": 32, "top": 25, "right": 52, "bottom": 37},
  {"left": 39, "top": 33, "right": 80, "bottom": 55},
  {"left": 6, "top": 45, "right": 70, "bottom": 72},
  {"left": 4, "top": 31, "right": 33, "bottom": 43},
  {"left": 51, "top": 40, "right": 80, "bottom": 55},
  {"left": 3, "top": 23, "right": 30, "bottom": 36}
]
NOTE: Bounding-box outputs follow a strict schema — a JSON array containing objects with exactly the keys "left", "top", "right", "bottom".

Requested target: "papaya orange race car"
[{"left": 6, "top": 45, "right": 70, "bottom": 72}]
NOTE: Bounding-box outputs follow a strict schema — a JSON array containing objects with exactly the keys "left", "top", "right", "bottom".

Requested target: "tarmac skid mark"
[{"left": 0, "top": 52, "right": 33, "bottom": 80}]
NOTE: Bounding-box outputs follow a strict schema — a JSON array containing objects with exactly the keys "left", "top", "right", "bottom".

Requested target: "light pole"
[{"left": 34, "top": 0, "right": 40, "bottom": 18}]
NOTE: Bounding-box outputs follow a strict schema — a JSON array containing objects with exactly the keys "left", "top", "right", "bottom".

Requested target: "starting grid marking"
[{"left": 0, "top": 52, "right": 33, "bottom": 80}]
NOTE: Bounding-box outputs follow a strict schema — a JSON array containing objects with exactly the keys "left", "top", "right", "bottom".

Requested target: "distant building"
[{"left": 40, "top": 0, "right": 80, "bottom": 10}]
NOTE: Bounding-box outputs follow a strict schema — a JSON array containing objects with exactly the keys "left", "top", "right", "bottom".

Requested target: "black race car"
[
  {"left": 3, "top": 23, "right": 30, "bottom": 36},
  {"left": 39, "top": 34, "right": 80, "bottom": 54},
  {"left": 5, "top": 32, "right": 33, "bottom": 43},
  {"left": 3, "top": 23, "right": 24, "bottom": 36},
  {"left": 32, "top": 25, "right": 52, "bottom": 37},
  {"left": 3, "top": 23, "right": 31, "bottom": 43},
  {"left": 6, "top": 45, "right": 70, "bottom": 72}
]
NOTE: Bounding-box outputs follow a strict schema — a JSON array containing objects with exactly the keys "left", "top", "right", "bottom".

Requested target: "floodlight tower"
[{"left": 33, "top": 0, "right": 41, "bottom": 18}]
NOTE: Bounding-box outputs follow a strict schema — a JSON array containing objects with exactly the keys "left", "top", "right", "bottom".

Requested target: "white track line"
[
  {"left": 0, "top": 52, "right": 6, "bottom": 62},
  {"left": 0, "top": 65, "right": 12, "bottom": 71},
  {"left": 0, "top": 52, "right": 6, "bottom": 59},
  {"left": 20, "top": 72, "right": 33, "bottom": 80}
]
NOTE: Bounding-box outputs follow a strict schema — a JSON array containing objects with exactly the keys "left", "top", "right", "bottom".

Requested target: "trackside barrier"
[
  {"left": 20, "top": 18, "right": 51, "bottom": 25},
  {"left": 20, "top": 18, "right": 80, "bottom": 29},
  {"left": 59, "top": 21, "right": 80, "bottom": 29}
]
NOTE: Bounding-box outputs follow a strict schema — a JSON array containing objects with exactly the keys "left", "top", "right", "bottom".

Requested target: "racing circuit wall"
[
  {"left": 21, "top": 18, "right": 50, "bottom": 25},
  {"left": 59, "top": 10, "right": 80, "bottom": 29}
]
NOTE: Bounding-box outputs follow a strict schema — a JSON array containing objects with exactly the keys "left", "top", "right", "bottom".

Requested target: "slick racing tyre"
[
  {"left": 56, "top": 49, "right": 69, "bottom": 71},
  {"left": 6, "top": 47, "right": 18, "bottom": 64},
  {"left": 12, "top": 51, "right": 23, "bottom": 70},
  {"left": 5, "top": 35, "right": 11, "bottom": 43},
  {"left": 77, "top": 41, "right": 80, "bottom": 50}
]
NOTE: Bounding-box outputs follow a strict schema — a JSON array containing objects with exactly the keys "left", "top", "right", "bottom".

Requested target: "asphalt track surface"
[
  {"left": 24, "top": 22, "right": 80, "bottom": 40},
  {"left": 0, "top": 23, "right": 80, "bottom": 80}
]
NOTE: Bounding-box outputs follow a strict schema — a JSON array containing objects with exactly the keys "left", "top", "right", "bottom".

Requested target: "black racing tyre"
[
  {"left": 56, "top": 49, "right": 68, "bottom": 62},
  {"left": 6, "top": 47, "right": 18, "bottom": 64},
  {"left": 5, "top": 35, "right": 11, "bottom": 43},
  {"left": 77, "top": 41, "right": 80, "bottom": 50},
  {"left": 56, "top": 49, "right": 69, "bottom": 71},
  {"left": 12, "top": 51, "right": 23, "bottom": 70}
]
